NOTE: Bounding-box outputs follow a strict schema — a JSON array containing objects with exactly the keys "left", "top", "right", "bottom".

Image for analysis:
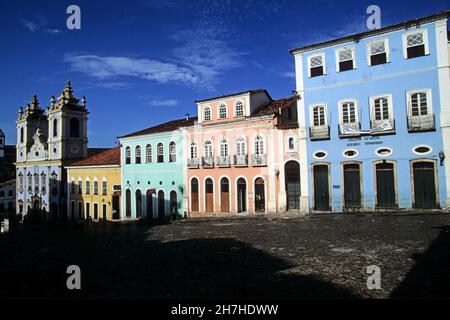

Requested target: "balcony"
[
  {"left": 187, "top": 158, "right": 199, "bottom": 169},
  {"left": 309, "top": 125, "right": 330, "bottom": 140},
  {"left": 338, "top": 122, "right": 362, "bottom": 138},
  {"left": 234, "top": 155, "right": 248, "bottom": 167},
  {"left": 370, "top": 119, "right": 395, "bottom": 135},
  {"left": 252, "top": 154, "right": 267, "bottom": 167},
  {"left": 202, "top": 157, "right": 214, "bottom": 168},
  {"left": 407, "top": 114, "right": 435, "bottom": 132},
  {"left": 217, "top": 156, "right": 231, "bottom": 168}
]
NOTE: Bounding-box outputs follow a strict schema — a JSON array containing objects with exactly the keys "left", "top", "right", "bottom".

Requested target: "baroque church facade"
[{"left": 15, "top": 81, "right": 88, "bottom": 222}]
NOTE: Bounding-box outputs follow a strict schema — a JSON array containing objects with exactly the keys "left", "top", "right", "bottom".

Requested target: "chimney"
[{"left": 185, "top": 113, "right": 190, "bottom": 121}]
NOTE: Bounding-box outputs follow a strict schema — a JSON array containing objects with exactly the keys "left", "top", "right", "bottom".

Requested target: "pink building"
[{"left": 185, "top": 89, "right": 309, "bottom": 216}]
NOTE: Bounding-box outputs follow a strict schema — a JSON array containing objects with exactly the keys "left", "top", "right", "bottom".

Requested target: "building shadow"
[
  {"left": 391, "top": 226, "right": 450, "bottom": 298},
  {"left": 0, "top": 225, "right": 358, "bottom": 298}
]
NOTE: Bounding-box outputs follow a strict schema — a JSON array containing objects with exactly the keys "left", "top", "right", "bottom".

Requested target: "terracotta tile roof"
[
  {"left": 195, "top": 89, "right": 269, "bottom": 103},
  {"left": 251, "top": 96, "right": 298, "bottom": 117},
  {"left": 69, "top": 147, "right": 121, "bottom": 167},
  {"left": 87, "top": 148, "right": 110, "bottom": 157},
  {"left": 120, "top": 116, "right": 198, "bottom": 139}
]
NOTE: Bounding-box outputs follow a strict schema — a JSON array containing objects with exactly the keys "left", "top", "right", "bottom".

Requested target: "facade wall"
[
  {"left": 120, "top": 130, "right": 186, "bottom": 220},
  {"left": 67, "top": 166, "right": 121, "bottom": 221},
  {"left": 186, "top": 112, "right": 303, "bottom": 216},
  {"left": 0, "top": 181, "right": 15, "bottom": 215},
  {"left": 295, "top": 19, "right": 449, "bottom": 212}
]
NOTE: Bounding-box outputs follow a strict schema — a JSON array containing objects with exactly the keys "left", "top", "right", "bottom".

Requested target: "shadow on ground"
[
  {"left": 0, "top": 223, "right": 358, "bottom": 298},
  {"left": 391, "top": 225, "right": 450, "bottom": 298}
]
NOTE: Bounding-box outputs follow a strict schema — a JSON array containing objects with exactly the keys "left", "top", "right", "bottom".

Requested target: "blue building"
[
  {"left": 291, "top": 11, "right": 450, "bottom": 212},
  {"left": 119, "top": 116, "right": 196, "bottom": 220}
]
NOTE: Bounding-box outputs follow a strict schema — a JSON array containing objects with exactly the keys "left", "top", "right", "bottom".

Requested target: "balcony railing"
[
  {"left": 370, "top": 119, "right": 395, "bottom": 135},
  {"left": 217, "top": 156, "right": 231, "bottom": 167},
  {"left": 338, "top": 122, "right": 361, "bottom": 138},
  {"left": 234, "top": 155, "right": 248, "bottom": 167},
  {"left": 187, "top": 158, "right": 199, "bottom": 169},
  {"left": 407, "top": 114, "right": 435, "bottom": 132},
  {"left": 252, "top": 154, "right": 267, "bottom": 167},
  {"left": 202, "top": 157, "right": 214, "bottom": 168},
  {"left": 309, "top": 125, "right": 330, "bottom": 140}
]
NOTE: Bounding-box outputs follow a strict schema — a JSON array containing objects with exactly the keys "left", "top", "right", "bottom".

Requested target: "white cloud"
[
  {"left": 64, "top": 54, "right": 200, "bottom": 86},
  {"left": 146, "top": 99, "right": 179, "bottom": 107},
  {"left": 20, "top": 17, "right": 63, "bottom": 35}
]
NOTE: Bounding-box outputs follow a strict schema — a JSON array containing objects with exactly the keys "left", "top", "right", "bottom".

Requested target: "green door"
[
  {"left": 413, "top": 162, "right": 437, "bottom": 209},
  {"left": 376, "top": 163, "right": 396, "bottom": 208},
  {"left": 343, "top": 163, "right": 361, "bottom": 208},
  {"left": 313, "top": 165, "right": 330, "bottom": 211}
]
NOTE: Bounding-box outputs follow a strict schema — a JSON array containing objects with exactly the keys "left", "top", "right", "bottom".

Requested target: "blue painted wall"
[
  {"left": 120, "top": 130, "right": 186, "bottom": 219},
  {"left": 301, "top": 22, "right": 446, "bottom": 212}
]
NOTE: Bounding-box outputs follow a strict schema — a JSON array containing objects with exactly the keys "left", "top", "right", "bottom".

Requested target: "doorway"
[
  {"left": 313, "top": 164, "right": 330, "bottom": 211},
  {"left": 413, "top": 161, "right": 437, "bottom": 209}
]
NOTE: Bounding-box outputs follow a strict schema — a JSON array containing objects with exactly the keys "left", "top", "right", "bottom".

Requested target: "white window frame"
[
  {"left": 338, "top": 99, "right": 359, "bottom": 124},
  {"left": 369, "top": 94, "right": 393, "bottom": 121},
  {"left": 203, "top": 106, "right": 211, "bottom": 121},
  {"left": 190, "top": 142, "right": 198, "bottom": 159},
  {"left": 204, "top": 140, "right": 213, "bottom": 158},
  {"left": 309, "top": 103, "right": 328, "bottom": 127},
  {"left": 236, "top": 137, "right": 246, "bottom": 156},
  {"left": 254, "top": 136, "right": 264, "bottom": 155},
  {"left": 402, "top": 28, "right": 429, "bottom": 59},
  {"left": 234, "top": 100, "right": 244, "bottom": 117},
  {"left": 218, "top": 138, "right": 229, "bottom": 157},
  {"left": 146, "top": 144, "right": 152, "bottom": 163},
  {"left": 406, "top": 89, "right": 433, "bottom": 117},
  {"left": 286, "top": 135, "right": 297, "bottom": 152},
  {"left": 367, "top": 38, "right": 390, "bottom": 66},
  {"left": 335, "top": 46, "right": 356, "bottom": 72},
  {"left": 218, "top": 103, "right": 228, "bottom": 119},
  {"left": 307, "top": 52, "right": 326, "bottom": 77}
]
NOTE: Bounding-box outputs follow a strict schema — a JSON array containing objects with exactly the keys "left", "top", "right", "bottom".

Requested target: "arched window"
[
  {"left": 125, "top": 147, "right": 131, "bottom": 164},
  {"left": 218, "top": 104, "right": 227, "bottom": 119},
  {"left": 70, "top": 118, "right": 80, "bottom": 138},
  {"left": 204, "top": 140, "right": 213, "bottom": 158},
  {"left": 135, "top": 146, "right": 141, "bottom": 164},
  {"left": 136, "top": 190, "right": 142, "bottom": 218},
  {"left": 20, "top": 127, "right": 24, "bottom": 144},
  {"left": 288, "top": 137, "right": 295, "bottom": 150},
  {"left": 235, "top": 101, "right": 244, "bottom": 117},
  {"left": 204, "top": 106, "right": 211, "bottom": 121},
  {"left": 146, "top": 144, "right": 152, "bottom": 163},
  {"left": 157, "top": 143, "right": 164, "bottom": 163},
  {"left": 236, "top": 137, "right": 246, "bottom": 156},
  {"left": 191, "top": 178, "right": 199, "bottom": 212},
  {"left": 190, "top": 142, "right": 198, "bottom": 159},
  {"left": 254, "top": 136, "right": 264, "bottom": 155},
  {"left": 219, "top": 138, "right": 228, "bottom": 157},
  {"left": 169, "top": 142, "right": 176, "bottom": 162},
  {"left": 126, "top": 189, "right": 131, "bottom": 218},
  {"left": 170, "top": 191, "right": 178, "bottom": 216},
  {"left": 53, "top": 119, "right": 58, "bottom": 137}
]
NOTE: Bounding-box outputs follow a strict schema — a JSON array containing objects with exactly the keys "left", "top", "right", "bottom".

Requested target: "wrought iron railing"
[
  {"left": 251, "top": 154, "right": 267, "bottom": 167},
  {"left": 202, "top": 157, "right": 214, "bottom": 168},
  {"left": 217, "top": 156, "right": 231, "bottom": 167},
  {"left": 234, "top": 155, "right": 248, "bottom": 167},
  {"left": 309, "top": 125, "right": 330, "bottom": 140},
  {"left": 407, "top": 114, "right": 435, "bottom": 132},
  {"left": 187, "top": 158, "right": 199, "bottom": 169}
]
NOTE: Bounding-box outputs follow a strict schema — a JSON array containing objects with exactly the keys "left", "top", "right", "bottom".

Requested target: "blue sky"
[{"left": 0, "top": 0, "right": 448, "bottom": 147}]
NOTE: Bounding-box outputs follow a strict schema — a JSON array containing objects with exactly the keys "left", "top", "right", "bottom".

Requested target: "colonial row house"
[{"left": 290, "top": 10, "right": 450, "bottom": 212}]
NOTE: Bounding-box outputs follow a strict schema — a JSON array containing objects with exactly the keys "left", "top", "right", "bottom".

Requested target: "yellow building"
[{"left": 65, "top": 148, "right": 121, "bottom": 222}]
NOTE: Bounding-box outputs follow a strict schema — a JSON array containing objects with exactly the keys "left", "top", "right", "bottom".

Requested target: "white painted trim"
[
  {"left": 338, "top": 99, "right": 359, "bottom": 124},
  {"left": 313, "top": 150, "right": 328, "bottom": 160},
  {"left": 252, "top": 175, "right": 268, "bottom": 214},
  {"left": 309, "top": 103, "right": 328, "bottom": 126},
  {"left": 402, "top": 28, "right": 430, "bottom": 59},
  {"left": 412, "top": 144, "right": 433, "bottom": 156},
  {"left": 367, "top": 38, "right": 390, "bottom": 66},
  {"left": 405, "top": 89, "right": 433, "bottom": 117},
  {"left": 217, "top": 102, "right": 228, "bottom": 120},
  {"left": 203, "top": 176, "right": 215, "bottom": 213},
  {"left": 343, "top": 149, "right": 359, "bottom": 159},
  {"left": 374, "top": 147, "right": 393, "bottom": 157},
  {"left": 218, "top": 175, "right": 232, "bottom": 213},
  {"left": 335, "top": 46, "right": 356, "bottom": 72},
  {"left": 234, "top": 176, "right": 248, "bottom": 214},
  {"left": 369, "top": 94, "right": 394, "bottom": 121},
  {"left": 307, "top": 52, "right": 326, "bottom": 77}
]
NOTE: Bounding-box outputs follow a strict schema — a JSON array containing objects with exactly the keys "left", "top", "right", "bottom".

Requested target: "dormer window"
[
  {"left": 235, "top": 101, "right": 244, "bottom": 117},
  {"left": 404, "top": 30, "right": 429, "bottom": 59},
  {"left": 336, "top": 47, "right": 355, "bottom": 72},
  {"left": 368, "top": 39, "right": 389, "bottom": 66},
  {"left": 203, "top": 106, "right": 211, "bottom": 121},
  {"left": 308, "top": 53, "right": 326, "bottom": 77},
  {"left": 218, "top": 104, "right": 227, "bottom": 119}
]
